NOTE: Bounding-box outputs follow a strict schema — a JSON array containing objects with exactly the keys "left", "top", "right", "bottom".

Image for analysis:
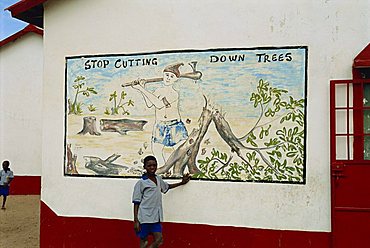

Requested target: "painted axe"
[{"left": 121, "top": 61, "right": 202, "bottom": 87}]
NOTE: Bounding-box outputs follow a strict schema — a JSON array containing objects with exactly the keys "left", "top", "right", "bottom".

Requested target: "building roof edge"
[{"left": 0, "top": 24, "right": 43, "bottom": 48}]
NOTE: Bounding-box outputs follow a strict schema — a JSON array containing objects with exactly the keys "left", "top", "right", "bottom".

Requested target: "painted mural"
[{"left": 65, "top": 47, "right": 307, "bottom": 183}]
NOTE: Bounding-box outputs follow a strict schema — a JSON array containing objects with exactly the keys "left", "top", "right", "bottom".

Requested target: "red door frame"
[
  {"left": 330, "top": 42, "right": 370, "bottom": 247},
  {"left": 330, "top": 78, "right": 370, "bottom": 248}
]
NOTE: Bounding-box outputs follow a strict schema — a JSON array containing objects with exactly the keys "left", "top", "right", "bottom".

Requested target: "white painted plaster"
[
  {"left": 0, "top": 33, "right": 43, "bottom": 176},
  {"left": 41, "top": 0, "right": 370, "bottom": 232}
]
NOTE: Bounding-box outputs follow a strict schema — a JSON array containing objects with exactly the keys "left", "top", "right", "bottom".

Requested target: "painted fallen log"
[
  {"left": 100, "top": 118, "right": 147, "bottom": 135},
  {"left": 84, "top": 154, "right": 129, "bottom": 175}
]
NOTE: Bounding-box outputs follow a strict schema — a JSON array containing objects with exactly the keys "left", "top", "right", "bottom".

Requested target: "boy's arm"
[
  {"left": 132, "top": 80, "right": 165, "bottom": 109},
  {"left": 168, "top": 173, "right": 191, "bottom": 190},
  {"left": 133, "top": 203, "right": 140, "bottom": 232},
  {"left": 5, "top": 172, "right": 14, "bottom": 185},
  {"left": 132, "top": 181, "right": 142, "bottom": 232},
  {"left": 5, "top": 178, "right": 13, "bottom": 185}
]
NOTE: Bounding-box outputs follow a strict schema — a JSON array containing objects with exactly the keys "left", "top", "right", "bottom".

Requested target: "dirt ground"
[{"left": 0, "top": 195, "right": 40, "bottom": 248}]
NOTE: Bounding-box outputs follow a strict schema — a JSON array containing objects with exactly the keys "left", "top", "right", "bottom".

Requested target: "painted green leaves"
[
  {"left": 68, "top": 76, "right": 97, "bottom": 115},
  {"left": 197, "top": 79, "right": 305, "bottom": 183},
  {"left": 105, "top": 90, "right": 134, "bottom": 115},
  {"left": 68, "top": 75, "right": 134, "bottom": 116}
]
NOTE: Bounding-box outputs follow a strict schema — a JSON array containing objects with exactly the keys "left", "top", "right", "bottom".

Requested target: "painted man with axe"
[{"left": 131, "top": 63, "right": 189, "bottom": 167}]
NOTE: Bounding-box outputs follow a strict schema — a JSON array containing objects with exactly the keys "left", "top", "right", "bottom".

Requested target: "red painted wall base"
[
  {"left": 9, "top": 175, "right": 41, "bottom": 195},
  {"left": 40, "top": 201, "right": 331, "bottom": 248}
]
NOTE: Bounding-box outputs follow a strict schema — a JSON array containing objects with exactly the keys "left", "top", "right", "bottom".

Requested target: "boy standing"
[
  {"left": 0, "top": 160, "right": 14, "bottom": 210},
  {"left": 132, "top": 155, "right": 190, "bottom": 248}
]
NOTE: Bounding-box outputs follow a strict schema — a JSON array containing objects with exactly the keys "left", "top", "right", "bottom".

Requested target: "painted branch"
[
  {"left": 178, "top": 107, "right": 213, "bottom": 175},
  {"left": 66, "top": 144, "right": 78, "bottom": 174},
  {"left": 212, "top": 110, "right": 247, "bottom": 153},
  {"left": 212, "top": 110, "right": 280, "bottom": 174}
]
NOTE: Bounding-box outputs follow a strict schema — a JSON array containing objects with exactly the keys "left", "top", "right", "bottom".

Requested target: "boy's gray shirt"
[
  {"left": 0, "top": 169, "right": 14, "bottom": 186},
  {"left": 132, "top": 174, "right": 169, "bottom": 223}
]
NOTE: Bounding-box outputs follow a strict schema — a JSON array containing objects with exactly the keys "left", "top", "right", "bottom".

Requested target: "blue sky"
[
  {"left": 66, "top": 48, "right": 306, "bottom": 118},
  {"left": 0, "top": 0, "right": 27, "bottom": 40}
]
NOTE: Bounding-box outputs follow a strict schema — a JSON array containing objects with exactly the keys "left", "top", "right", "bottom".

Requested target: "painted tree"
[
  {"left": 68, "top": 76, "right": 97, "bottom": 115},
  {"left": 156, "top": 79, "right": 305, "bottom": 183},
  {"left": 104, "top": 90, "right": 134, "bottom": 115},
  {"left": 196, "top": 79, "right": 305, "bottom": 182}
]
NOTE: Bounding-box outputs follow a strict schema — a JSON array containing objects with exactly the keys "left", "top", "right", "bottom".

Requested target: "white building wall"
[
  {"left": 0, "top": 33, "right": 43, "bottom": 176},
  {"left": 41, "top": 0, "right": 370, "bottom": 232}
]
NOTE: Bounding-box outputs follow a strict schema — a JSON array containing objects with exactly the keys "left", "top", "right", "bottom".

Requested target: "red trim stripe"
[
  {"left": 40, "top": 201, "right": 330, "bottom": 248},
  {"left": 9, "top": 176, "right": 41, "bottom": 195}
]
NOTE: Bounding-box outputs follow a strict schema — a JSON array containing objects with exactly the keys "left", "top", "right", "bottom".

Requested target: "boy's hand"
[
  {"left": 134, "top": 220, "right": 141, "bottom": 233},
  {"left": 181, "top": 173, "right": 191, "bottom": 185},
  {"left": 168, "top": 174, "right": 191, "bottom": 189}
]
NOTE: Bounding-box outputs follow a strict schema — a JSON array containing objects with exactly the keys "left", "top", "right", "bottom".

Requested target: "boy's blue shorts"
[
  {"left": 136, "top": 222, "right": 162, "bottom": 239},
  {"left": 0, "top": 186, "right": 9, "bottom": 196}
]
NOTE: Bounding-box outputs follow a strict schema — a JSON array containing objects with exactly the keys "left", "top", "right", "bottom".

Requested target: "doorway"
[{"left": 330, "top": 43, "right": 370, "bottom": 248}]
